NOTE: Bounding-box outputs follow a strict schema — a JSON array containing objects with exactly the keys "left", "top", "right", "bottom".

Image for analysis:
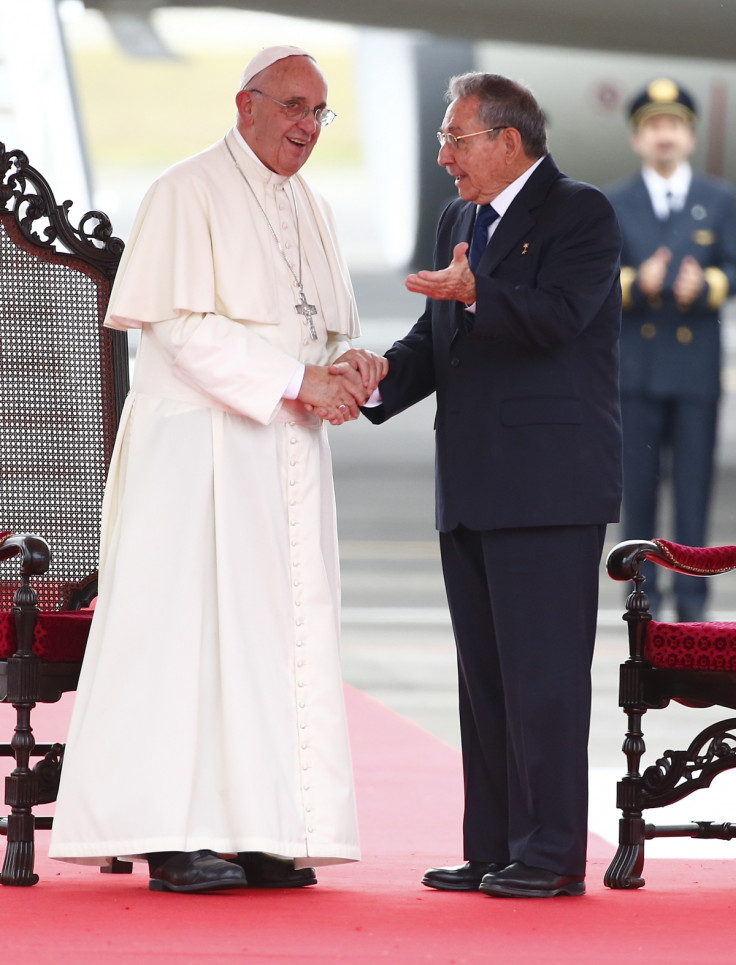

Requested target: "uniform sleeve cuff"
[
  {"left": 620, "top": 266, "right": 637, "bottom": 310},
  {"left": 704, "top": 266, "right": 730, "bottom": 310}
]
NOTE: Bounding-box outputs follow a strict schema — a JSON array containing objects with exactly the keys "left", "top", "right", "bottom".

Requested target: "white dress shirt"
[{"left": 642, "top": 162, "right": 692, "bottom": 220}]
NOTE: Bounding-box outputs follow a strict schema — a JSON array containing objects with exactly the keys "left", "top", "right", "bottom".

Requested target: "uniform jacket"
[
  {"left": 606, "top": 171, "right": 736, "bottom": 399},
  {"left": 365, "top": 155, "right": 623, "bottom": 532}
]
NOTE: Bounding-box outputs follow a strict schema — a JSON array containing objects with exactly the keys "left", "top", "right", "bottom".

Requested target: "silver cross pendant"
[{"left": 295, "top": 289, "right": 318, "bottom": 340}]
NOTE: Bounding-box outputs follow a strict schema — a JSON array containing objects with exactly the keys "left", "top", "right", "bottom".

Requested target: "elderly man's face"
[
  {"left": 437, "top": 95, "right": 512, "bottom": 204},
  {"left": 237, "top": 56, "right": 327, "bottom": 177}
]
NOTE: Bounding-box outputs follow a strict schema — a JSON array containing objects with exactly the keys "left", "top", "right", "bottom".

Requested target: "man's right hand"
[
  {"left": 298, "top": 362, "right": 368, "bottom": 425},
  {"left": 405, "top": 242, "right": 476, "bottom": 305},
  {"left": 637, "top": 246, "right": 672, "bottom": 296}
]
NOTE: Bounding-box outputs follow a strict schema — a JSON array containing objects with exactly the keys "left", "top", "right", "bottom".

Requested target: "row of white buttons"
[{"left": 288, "top": 425, "right": 315, "bottom": 837}]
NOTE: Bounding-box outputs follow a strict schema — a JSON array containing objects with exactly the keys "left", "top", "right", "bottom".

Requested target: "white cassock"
[{"left": 49, "top": 128, "right": 361, "bottom": 867}]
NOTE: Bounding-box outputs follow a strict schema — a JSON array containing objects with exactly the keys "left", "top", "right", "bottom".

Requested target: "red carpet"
[{"left": 2, "top": 687, "right": 736, "bottom": 964}]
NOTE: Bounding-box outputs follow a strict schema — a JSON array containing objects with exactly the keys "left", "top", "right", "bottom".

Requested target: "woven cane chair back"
[{"left": 0, "top": 143, "right": 128, "bottom": 611}]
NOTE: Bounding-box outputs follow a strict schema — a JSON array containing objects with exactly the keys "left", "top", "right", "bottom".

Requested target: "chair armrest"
[
  {"left": 648, "top": 539, "right": 736, "bottom": 576},
  {"left": 606, "top": 540, "right": 660, "bottom": 581},
  {"left": 0, "top": 533, "right": 51, "bottom": 577},
  {"left": 607, "top": 538, "right": 736, "bottom": 582}
]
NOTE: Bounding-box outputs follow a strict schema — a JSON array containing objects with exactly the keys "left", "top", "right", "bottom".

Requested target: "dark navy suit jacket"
[
  {"left": 606, "top": 172, "right": 736, "bottom": 400},
  {"left": 365, "top": 155, "right": 623, "bottom": 533}
]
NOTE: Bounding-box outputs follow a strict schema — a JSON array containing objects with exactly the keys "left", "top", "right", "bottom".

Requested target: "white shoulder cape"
[{"left": 104, "top": 132, "right": 360, "bottom": 339}]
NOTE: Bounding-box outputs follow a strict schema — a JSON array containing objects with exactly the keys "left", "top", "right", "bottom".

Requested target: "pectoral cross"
[{"left": 295, "top": 289, "right": 318, "bottom": 340}]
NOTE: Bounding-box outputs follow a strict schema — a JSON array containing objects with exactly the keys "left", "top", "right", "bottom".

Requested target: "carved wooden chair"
[
  {"left": 0, "top": 143, "right": 129, "bottom": 885},
  {"left": 605, "top": 538, "right": 736, "bottom": 889}
]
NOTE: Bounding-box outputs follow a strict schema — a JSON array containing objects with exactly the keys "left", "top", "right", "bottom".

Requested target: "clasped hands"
[
  {"left": 298, "top": 243, "right": 473, "bottom": 427},
  {"left": 299, "top": 349, "right": 388, "bottom": 425},
  {"left": 638, "top": 246, "right": 705, "bottom": 309}
]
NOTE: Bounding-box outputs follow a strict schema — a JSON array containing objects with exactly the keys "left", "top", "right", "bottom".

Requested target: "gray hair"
[{"left": 447, "top": 73, "right": 548, "bottom": 159}]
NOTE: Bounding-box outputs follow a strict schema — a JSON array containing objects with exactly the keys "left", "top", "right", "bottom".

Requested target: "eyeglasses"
[
  {"left": 247, "top": 89, "right": 337, "bottom": 127},
  {"left": 436, "top": 126, "right": 509, "bottom": 149}
]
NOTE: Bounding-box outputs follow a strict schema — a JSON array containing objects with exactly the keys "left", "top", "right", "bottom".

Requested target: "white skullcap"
[{"left": 239, "top": 45, "right": 315, "bottom": 90}]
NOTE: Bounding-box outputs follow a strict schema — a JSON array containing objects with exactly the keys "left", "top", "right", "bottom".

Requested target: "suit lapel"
[
  {"left": 480, "top": 209, "right": 536, "bottom": 274},
  {"left": 444, "top": 204, "right": 477, "bottom": 343},
  {"left": 476, "top": 155, "right": 562, "bottom": 274},
  {"left": 634, "top": 173, "right": 658, "bottom": 220},
  {"left": 453, "top": 202, "right": 476, "bottom": 252},
  {"left": 445, "top": 157, "right": 562, "bottom": 342}
]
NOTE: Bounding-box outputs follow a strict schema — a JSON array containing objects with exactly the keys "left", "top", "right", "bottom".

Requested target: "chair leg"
[
  {"left": 604, "top": 807, "right": 646, "bottom": 889},
  {"left": 2, "top": 700, "right": 40, "bottom": 886},
  {"left": 2, "top": 589, "right": 44, "bottom": 885},
  {"left": 1, "top": 813, "right": 38, "bottom": 886},
  {"left": 605, "top": 660, "right": 649, "bottom": 889}
]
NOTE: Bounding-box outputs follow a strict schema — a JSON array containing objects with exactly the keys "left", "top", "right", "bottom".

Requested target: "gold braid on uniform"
[
  {"left": 703, "top": 266, "right": 729, "bottom": 310},
  {"left": 619, "top": 266, "right": 637, "bottom": 310}
]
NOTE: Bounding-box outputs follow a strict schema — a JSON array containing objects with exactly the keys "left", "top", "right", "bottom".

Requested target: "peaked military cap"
[{"left": 628, "top": 77, "right": 697, "bottom": 127}]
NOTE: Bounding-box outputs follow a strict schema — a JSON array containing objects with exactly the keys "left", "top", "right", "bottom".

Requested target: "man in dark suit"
[
  {"left": 360, "top": 73, "right": 622, "bottom": 898},
  {"left": 606, "top": 79, "right": 736, "bottom": 622}
]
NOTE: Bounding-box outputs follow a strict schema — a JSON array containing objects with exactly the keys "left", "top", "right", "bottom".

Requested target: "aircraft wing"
[{"left": 86, "top": 0, "right": 736, "bottom": 61}]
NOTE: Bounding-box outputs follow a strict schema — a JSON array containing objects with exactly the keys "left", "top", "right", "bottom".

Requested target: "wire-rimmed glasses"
[
  {"left": 247, "top": 89, "right": 337, "bottom": 127},
  {"left": 436, "top": 126, "right": 509, "bottom": 149}
]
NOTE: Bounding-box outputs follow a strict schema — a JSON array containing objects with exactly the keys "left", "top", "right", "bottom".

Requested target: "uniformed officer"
[{"left": 606, "top": 78, "right": 736, "bottom": 620}]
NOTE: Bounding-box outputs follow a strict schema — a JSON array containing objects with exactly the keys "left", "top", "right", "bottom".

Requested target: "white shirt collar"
[
  {"left": 641, "top": 162, "right": 692, "bottom": 219},
  {"left": 484, "top": 155, "right": 545, "bottom": 223}
]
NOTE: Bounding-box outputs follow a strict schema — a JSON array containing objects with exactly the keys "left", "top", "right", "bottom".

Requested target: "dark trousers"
[
  {"left": 439, "top": 523, "right": 605, "bottom": 877},
  {"left": 621, "top": 394, "right": 719, "bottom": 613}
]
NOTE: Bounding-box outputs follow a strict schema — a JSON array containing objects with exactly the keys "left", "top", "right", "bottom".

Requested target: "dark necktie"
[
  {"left": 665, "top": 190, "right": 682, "bottom": 216},
  {"left": 469, "top": 204, "right": 499, "bottom": 272}
]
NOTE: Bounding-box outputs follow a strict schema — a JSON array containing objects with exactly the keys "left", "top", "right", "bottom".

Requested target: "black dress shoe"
[
  {"left": 421, "top": 860, "right": 506, "bottom": 892},
  {"left": 228, "top": 852, "right": 317, "bottom": 888},
  {"left": 479, "top": 861, "right": 585, "bottom": 898},
  {"left": 148, "top": 850, "right": 247, "bottom": 893}
]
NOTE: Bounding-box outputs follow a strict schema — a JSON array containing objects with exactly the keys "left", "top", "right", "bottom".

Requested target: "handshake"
[{"left": 298, "top": 349, "right": 389, "bottom": 426}]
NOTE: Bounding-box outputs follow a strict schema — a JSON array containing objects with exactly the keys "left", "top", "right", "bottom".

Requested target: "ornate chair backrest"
[{"left": 0, "top": 143, "right": 128, "bottom": 612}]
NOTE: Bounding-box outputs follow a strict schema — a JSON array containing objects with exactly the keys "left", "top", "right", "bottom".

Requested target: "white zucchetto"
[{"left": 239, "top": 45, "right": 315, "bottom": 90}]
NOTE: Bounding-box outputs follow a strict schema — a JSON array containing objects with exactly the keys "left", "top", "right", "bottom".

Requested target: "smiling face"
[
  {"left": 236, "top": 55, "right": 327, "bottom": 177},
  {"left": 437, "top": 95, "right": 521, "bottom": 204}
]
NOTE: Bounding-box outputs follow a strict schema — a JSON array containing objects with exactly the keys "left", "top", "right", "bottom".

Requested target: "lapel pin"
[{"left": 521, "top": 242, "right": 530, "bottom": 255}]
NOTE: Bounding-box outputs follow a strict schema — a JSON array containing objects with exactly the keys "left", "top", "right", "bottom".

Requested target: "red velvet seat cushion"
[
  {"left": 645, "top": 620, "right": 736, "bottom": 671},
  {"left": 0, "top": 610, "right": 92, "bottom": 662}
]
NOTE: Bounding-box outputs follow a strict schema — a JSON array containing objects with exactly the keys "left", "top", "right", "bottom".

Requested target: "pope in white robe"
[{"left": 49, "top": 46, "right": 382, "bottom": 890}]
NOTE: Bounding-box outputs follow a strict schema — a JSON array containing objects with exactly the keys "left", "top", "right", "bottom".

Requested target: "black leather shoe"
[
  {"left": 148, "top": 850, "right": 247, "bottom": 893},
  {"left": 228, "top": 852, "right": 317, "bottom": 888},
  {"left": 479, "top": 861, "right": 585, "bottom": 898},
  {"left": 421, "top": 860, "right": 506, "bottom": 892}
]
